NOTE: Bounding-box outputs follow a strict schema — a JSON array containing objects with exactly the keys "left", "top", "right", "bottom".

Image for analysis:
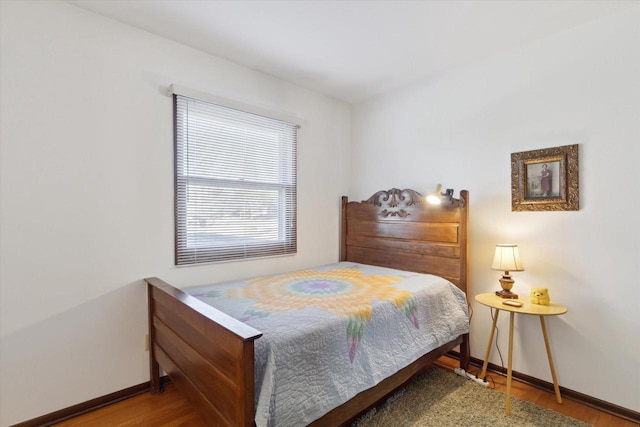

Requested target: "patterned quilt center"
[{"left": 228, "top": 267, "right": 420, "bottom": 361}]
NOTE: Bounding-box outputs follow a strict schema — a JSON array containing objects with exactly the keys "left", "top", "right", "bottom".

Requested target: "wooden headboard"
[{"left": 341, "top": 188, "right": 468, "bottom": 294}]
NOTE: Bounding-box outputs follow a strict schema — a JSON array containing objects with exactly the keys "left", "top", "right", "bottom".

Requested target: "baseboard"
[
  {"left": 447, "top": 350, "right": 640, "bottom": 424},
  {"left": 11, "top": 376, "right": 171, "bottom": 427}
]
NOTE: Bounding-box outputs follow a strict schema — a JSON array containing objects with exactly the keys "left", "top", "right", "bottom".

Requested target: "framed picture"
[{"left": 511, "top": 144, "right": 579, "bottom": 211}]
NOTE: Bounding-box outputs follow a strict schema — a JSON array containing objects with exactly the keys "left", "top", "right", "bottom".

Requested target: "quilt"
[{"left": 188, "top": 262, "right": 469, "bottom": 427}]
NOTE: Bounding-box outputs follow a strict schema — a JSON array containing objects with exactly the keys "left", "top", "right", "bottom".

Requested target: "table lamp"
[{"left": 491, "top": 244, "right": 524, "bottom": 299}]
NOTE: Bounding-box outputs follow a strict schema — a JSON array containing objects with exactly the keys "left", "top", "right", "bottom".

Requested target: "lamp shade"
[{"left": 491, "top": 244, "right": 524, "bottom": 272}]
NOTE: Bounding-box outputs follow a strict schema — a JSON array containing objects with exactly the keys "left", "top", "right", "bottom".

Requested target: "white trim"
[{"left": 166, "top": 84, "right": 305, "bottom": 127}]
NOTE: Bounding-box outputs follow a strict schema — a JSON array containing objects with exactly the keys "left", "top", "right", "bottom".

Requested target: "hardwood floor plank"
[{"left": 54, "top": 384, "right": 206, "bottom": 427}]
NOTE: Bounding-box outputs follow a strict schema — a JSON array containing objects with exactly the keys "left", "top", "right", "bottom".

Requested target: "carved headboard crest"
[{"left": 364, "top": 188, "right": 424, "bottom": 218}]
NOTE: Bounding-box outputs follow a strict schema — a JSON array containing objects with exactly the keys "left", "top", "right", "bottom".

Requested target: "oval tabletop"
[{"left": 475, "top": 292, "right": 567, "bottom": 316}]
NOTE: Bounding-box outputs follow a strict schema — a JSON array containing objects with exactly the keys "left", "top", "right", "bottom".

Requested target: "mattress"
[{"left": 187, "top": 262, "right": 469, "bottom": 427}]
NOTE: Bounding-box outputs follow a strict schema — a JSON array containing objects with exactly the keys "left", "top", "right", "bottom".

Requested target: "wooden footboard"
[
  {"left": 146, "top": 277, "right": 262, "bottom": 427},
  {"left": 147, "top": 277, "right": 468, "bottom": 427}
]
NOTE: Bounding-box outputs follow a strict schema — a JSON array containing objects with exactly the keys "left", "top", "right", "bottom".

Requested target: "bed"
[{"left": 146, "top": 188, "right": 470, "bottom": 426}]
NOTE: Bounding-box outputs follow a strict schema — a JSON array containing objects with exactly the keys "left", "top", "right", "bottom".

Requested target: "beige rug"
[{"left": 353, "top": 368, "right": 591, "bottom": 426}]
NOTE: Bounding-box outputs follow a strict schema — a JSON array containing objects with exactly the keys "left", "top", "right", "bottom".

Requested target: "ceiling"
[{"left": 67, "top": 0, "right": 635, "bottom": 104}]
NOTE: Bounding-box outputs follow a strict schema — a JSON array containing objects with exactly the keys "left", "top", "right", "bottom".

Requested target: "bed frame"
[{"left": 146, "top": 188, "right": 470, "bottom": 427}]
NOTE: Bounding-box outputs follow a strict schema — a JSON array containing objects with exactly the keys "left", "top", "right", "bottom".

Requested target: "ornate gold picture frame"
[{"left": 511, "top": 144, "right": 579, "bottom": 211}]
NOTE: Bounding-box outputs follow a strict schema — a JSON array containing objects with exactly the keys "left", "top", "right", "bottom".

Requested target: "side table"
[{"left": 475, "top": 292, "right": 567, "bottom": 415}]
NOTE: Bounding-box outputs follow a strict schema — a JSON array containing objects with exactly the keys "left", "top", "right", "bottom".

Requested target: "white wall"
[
  {"left": 0, "top": 1, "right": 350, "bottom": 425},
  {"left": 351, "top": 6, "right": 640, "bottom": 412}
]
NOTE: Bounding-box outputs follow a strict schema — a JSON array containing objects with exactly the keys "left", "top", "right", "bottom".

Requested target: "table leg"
[
  {"left": 540, "top": 316, "right": 563, "bottom": 404},
  {"left": 505, "top": 312, "right": 515, "bottom": 415},
  {"left": 479, "top": 308, "right": 500, "bottom": 380}
]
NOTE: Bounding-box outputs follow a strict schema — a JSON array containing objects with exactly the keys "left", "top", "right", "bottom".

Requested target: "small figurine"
[{"left": 530, "top": 288, "right": 551, "bottom": 305}]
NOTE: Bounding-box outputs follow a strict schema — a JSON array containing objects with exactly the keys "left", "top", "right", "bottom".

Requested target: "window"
[{"left": 174, "top": 94, "right": 297, "bottom": 265}]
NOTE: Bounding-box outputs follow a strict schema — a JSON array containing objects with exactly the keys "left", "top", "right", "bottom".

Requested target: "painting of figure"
[
  {"left": 540, "top": 163, "right": 552, "bottom": 196},
  {"left": 526, "top": 161, "right": 560, "bottom": 198}
]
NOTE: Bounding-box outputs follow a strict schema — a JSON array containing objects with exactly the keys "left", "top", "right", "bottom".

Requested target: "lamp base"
[{"left": 495, "top": 289, "right": 519, "bottom": 299}]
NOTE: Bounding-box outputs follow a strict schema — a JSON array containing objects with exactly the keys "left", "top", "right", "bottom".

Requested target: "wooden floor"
[{"left": 55, "top": 355, "right": 637, "bottom": 427}]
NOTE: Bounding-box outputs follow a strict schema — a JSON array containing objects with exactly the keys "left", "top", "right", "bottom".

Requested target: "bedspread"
[{"left": 188, "top": 262, "right": 469, "bottom": 427}]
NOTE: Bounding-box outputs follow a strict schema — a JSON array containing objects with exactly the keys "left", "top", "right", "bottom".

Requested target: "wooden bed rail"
[{"left": 146, "top": 277, "right": 262, "bottom": 427}]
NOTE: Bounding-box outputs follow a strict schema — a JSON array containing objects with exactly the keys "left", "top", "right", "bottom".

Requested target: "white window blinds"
[{"left": 174, "top": 94, "right": 297, "bottom": 265}]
